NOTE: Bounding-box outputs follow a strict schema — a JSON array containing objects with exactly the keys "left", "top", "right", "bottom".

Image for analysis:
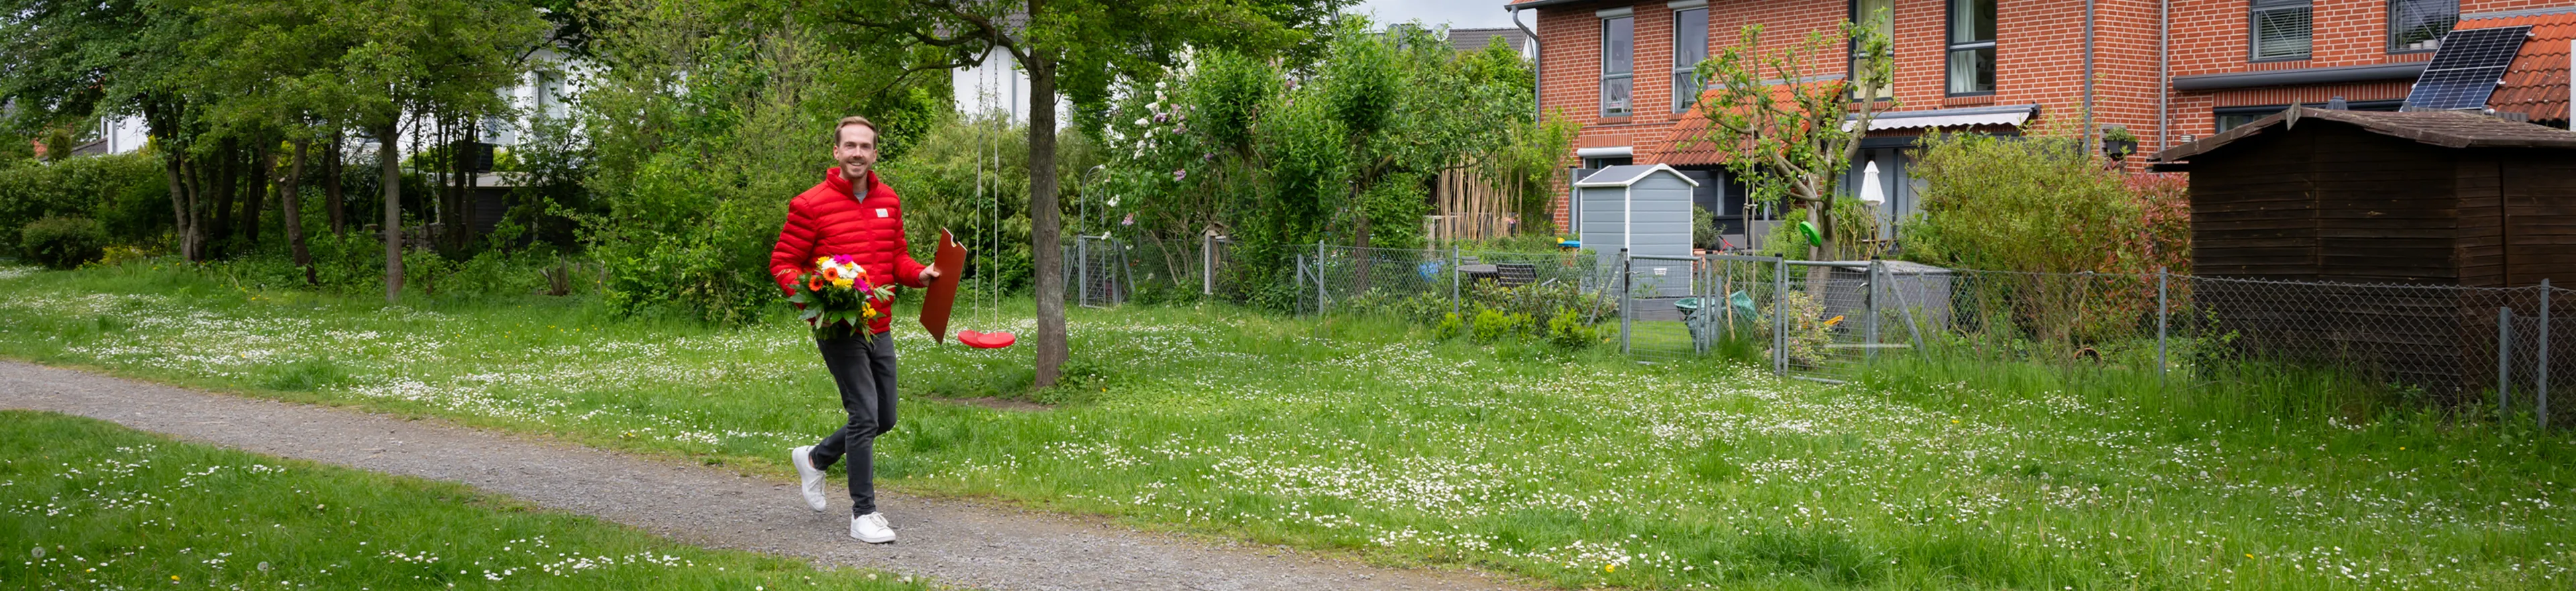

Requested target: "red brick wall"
[{"left": 1519, "top": 0, "right": 2576, "bottom": 227}]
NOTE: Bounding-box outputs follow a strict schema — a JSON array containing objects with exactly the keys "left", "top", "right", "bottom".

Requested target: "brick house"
[{"left": 1502, "top": 0, "right": 2576, "bottom": 246}]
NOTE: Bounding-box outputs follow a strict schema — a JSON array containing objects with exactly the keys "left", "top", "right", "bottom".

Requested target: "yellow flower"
[
  {"left": 1603, "top": 563, "right": 1618, "bottom": 573},
  {"left": 814, "top": 256, "right": 833, "bottom": 268}
]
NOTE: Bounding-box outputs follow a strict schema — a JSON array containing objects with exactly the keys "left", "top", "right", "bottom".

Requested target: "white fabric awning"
[{"left": 1841, "top": 104, "right": 2038, "bottom": 132}]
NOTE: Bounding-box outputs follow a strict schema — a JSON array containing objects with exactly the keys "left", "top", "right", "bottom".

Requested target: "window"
[
  {"left": 1672, "top": 8, "right": 1709, "bottom": 113},
  {"left": 1851, "top": 0, "right": 1894, "bottom": 100},
  {"left": 1947, "top": 0, "right": 1996, "bottom": 95},
  {"left": 2390, "top": 0, "right": 2459, "bottom": 52},
  {"left": 2251, "top": 0, "right": 2312, "bottom": 61},
  {"left": 533, "top": 70, "right": 568, "bottom": 121},
  {"left": 1603, "top": 14, "right": 1635, "bottom": 117}
]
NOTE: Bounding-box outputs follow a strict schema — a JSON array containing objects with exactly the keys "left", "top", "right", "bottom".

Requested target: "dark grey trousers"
[{"left": 808, "top": 331, "right": 896, "bottom": 516}]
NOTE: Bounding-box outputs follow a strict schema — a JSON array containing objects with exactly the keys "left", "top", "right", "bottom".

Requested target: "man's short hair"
[{"left": 833, "top": 115, "right": 879, "bottom": 146}]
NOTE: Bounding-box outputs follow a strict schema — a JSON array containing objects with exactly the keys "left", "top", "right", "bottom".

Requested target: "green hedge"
[
  {"left": 0, "top": 153, "right": 170, "bottom": 256},
  {"left": 18, "top": 216, "right": 105, "bottom": 269}
]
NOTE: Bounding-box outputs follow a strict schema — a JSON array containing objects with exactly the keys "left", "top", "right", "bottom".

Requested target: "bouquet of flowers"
[{"left": 788, "top": 255, "right": 897, "bottom": 341}]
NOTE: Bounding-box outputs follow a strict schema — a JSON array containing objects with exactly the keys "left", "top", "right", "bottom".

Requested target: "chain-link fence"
[
  {"left": 1061, "top": 234, "right": 1131, "bottom": 308},
  {"left": 1769, "top": 261, "right": 1933, "bottom": 382},
  {"left": 1617, "top": 254, "right": 1701, "bottom": 362},
  {"left": 1157, "top": 238, "right": 2575, "bottom": 428}
]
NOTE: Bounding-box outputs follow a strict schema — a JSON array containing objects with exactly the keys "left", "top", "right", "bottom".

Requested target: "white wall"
[
  {"left": 951, "top": 48, "right": 1073, "bottom": 125},
  {"left": 93, "top": 116, "right": 148, "bottom": 155}
]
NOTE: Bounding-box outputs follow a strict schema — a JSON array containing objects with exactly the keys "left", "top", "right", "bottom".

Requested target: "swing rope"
[{"left": 954, "top": 61, "right": 1014, "bottom": 349}]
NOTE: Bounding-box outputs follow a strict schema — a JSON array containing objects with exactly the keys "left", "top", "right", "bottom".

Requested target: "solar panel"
[{"left": 2404, "top": 25, "right": 2532, "bottom": 111}]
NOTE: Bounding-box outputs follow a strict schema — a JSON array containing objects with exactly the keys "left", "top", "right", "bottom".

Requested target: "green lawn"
[
  {"left": 2, "top": 260, "right": 2571, "bottom": 590},
  {"left": 0, "top": 409, "right": 931, "bottom": 590}
]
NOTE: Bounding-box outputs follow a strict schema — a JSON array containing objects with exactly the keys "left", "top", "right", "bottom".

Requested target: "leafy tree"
[
  {"left": 576, "top": 0, "right": 950, "bottom": 324},
  {"left": 824, "top": 0, "right": 1344, "bottom": 387},
  {"left": 1687, "top": 14, "right": 1894, "bottom": 260},
  {"left": 1093, "top": 21, "right": 1561, "bottom": 309},
  {"left": 0, "top": 0, "right": 219, "bottom": 260}
]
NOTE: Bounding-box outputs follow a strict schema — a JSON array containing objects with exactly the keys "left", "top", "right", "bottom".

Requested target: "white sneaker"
[
  {"left": 850, "top": 512, "right": 896, "bottom": 543},
  {"left": 790, "top": 445, "right": 828, "bottom": 513}
]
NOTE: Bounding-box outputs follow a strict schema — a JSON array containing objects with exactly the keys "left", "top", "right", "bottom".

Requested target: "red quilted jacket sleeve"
[
  {"left": 768, "top": 196, "right": 818, "bottom": 296},
  {"left": 891, "top": 232, "right": 929, "bottom": 288}
]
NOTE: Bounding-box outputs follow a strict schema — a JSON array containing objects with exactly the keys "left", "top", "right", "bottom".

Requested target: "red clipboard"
[{"left": 918, "top": 229, "right": 967, "bottom": 343}]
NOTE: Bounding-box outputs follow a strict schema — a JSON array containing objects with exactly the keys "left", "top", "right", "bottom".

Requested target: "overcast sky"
[{"left": 1352, "top": 0, "right": 1523, "bottom": 30}]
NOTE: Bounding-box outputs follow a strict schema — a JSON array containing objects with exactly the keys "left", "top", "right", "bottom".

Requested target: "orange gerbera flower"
[{"left": 806, "top": 275, "right": 828, "bottom": 292}]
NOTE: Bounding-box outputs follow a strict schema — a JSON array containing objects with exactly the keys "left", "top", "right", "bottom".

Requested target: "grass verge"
[{"left": 1, "top": 261, "right": 2572, "bottom": 590}]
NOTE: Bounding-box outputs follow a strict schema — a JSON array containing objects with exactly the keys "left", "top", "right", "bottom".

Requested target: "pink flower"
[{"left": 1173, "top": 169, "right": 1187, "bottom": 181}]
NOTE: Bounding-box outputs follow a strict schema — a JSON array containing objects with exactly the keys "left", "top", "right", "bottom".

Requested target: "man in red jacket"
[{"left": 771, "top": 115, "right": 939, "bottom": 543}]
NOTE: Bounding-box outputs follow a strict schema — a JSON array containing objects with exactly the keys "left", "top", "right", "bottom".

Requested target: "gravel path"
[{"left": 0, "top": 360, "right": 1532, "bottom": 591}]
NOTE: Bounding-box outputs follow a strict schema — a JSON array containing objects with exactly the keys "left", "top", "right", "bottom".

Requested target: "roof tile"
[{"left": 2457, "top": 13, "right": 2576, "bottom": 123}]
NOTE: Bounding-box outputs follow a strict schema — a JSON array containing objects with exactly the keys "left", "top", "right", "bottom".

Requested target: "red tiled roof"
[
  {"left": 1654, "top": 104, "right": 1731, "bottom": 166},
  {"left": 1651, "top": 84, "right": 1822, "bottom": 166},
  {"left": 2459, "top": 11, "right": 2576, "bottom": 123}
]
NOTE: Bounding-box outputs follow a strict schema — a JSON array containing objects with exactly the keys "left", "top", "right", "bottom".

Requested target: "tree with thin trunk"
[
  {"left": 824, "top": 0, "right": 1342, "bottom": 387},
  {"left": 1688, "top": 15, "right": 1895, "bottom": 260}
]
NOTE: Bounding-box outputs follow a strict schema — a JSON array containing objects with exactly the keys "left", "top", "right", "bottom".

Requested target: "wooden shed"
[{"left": 2152, "top": 107, "right": 2576, "bottom": 396}]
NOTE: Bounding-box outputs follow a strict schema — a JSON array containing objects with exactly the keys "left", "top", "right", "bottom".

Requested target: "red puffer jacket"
[{"left": 769, "top": 168, "right": 930, "bottom": 335}]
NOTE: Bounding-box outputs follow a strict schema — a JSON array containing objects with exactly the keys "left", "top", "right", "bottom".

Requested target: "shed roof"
[
  {"left": 1574, "top": 164, "right": 1702, "bottom": 188},
  {"left": 2153, "top": 107, "right": 2576, "bottom": 162}
]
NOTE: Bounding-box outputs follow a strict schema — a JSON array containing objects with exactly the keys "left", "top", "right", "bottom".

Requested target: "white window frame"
[
  {"left": 1671, "top": 5, "right": 1709, "bottom": 113},
  {"left": 1601, "top": 9, "right": 1636, "bottom": 117}
]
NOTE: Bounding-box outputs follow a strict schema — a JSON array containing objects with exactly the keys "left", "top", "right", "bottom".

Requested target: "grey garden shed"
[{"left": 1576, "top": 164, "right": 1699, "bottom": 296}]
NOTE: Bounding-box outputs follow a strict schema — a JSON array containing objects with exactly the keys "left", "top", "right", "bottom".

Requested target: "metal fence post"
[
  {"left": 1619, "top": 249, "right": 1633, "bottom": 356},
  {"left": 2157, "top": 267, "right": 2169, "bottom": 386},
  {"left": 2543, "top": 279, "right": 2555, "bottom": 431},
  {"left": 1077, "top": 237, "right": 1091, "bottom": 308},
  {"left": 1202, "top": 233, "right": 1214, "bottom": 296},
  {"left": 1865, "top": 259, "right": 1882, "bottom": 364},
  {"left": 1773, "top": 257, "right": 1788, "bottom": 376},
  {"left": 1295, "top": 253, "right": 1307, "bottom": 316},
  {"left": 1881, "top": 262, "right": 1923, "bottom": 353},
  {"left": 1120, "top": 237, "right": 1136, "bottom": 305},
  {"left": 1315, "top": 241, "right": 1328, "bottom": 316},
  {"left": 2500, "top": 307, "right": 2515, "bottom": 420},
  {"left": 1451, "top": 244, "right": 1462, "bottom": 317}
]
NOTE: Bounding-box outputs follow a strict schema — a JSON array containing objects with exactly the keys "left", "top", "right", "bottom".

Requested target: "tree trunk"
[
  {"left": 164, "top": 152, "right": 199, "bottom": 262},
  {"left": 207, "top": 138, "right": 239, "bottom": 250},
  {"left": 1028, "top": 48, "right": 1067, "bottom": 388},
  {"left": 185, "top": 156, "right": 211, "bottom": 261},
  {"left": 380, "top": 121, "right": 405, "bottom": 302},
  {"left": 244, "top": 141, "right": 273, "bottom": 247},
  {"left": 462, "top": 125, "right": 480, "bottom": 249},
  {"left": 325, "top": 130, "right": 345, "bottom": 235},
  {"left": 439, "top": 116, "right": 458, "bottom": 251},
  {"left": 284, "top": 140, "right": 313, "bottom": 284}
]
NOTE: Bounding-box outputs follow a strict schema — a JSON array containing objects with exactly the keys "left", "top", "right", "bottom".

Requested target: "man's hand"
[{"left": 920, "top": 266, "right": 941, "bottom": 282}]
